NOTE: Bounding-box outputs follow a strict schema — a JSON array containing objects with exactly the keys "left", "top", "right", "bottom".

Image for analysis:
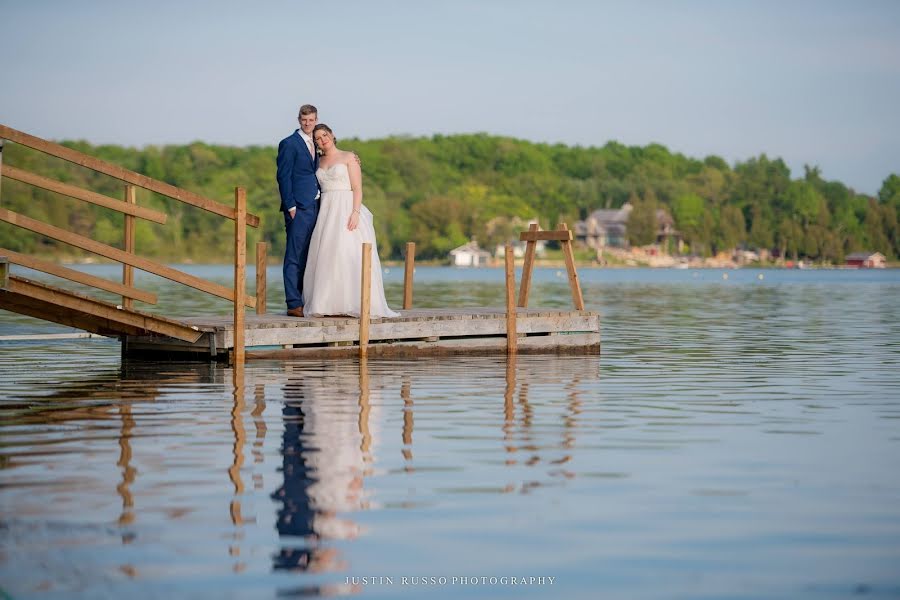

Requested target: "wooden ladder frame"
[{"left": 517, "top": 223, "right": 585, "bottom": 310}]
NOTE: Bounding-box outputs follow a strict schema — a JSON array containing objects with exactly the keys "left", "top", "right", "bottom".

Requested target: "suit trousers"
[{"left": 283, "top": 203, "right": 319, "bottom": 310}]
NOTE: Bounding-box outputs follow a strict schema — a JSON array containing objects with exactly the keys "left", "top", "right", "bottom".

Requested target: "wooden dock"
[
  {"left": 1, "top": 124, "right": 600, "bottom": 363},
  {"left": 123, "top": 308, "right": 600, "bottom": 360}
]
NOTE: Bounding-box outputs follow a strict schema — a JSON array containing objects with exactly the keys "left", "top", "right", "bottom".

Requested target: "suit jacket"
[{"left": 276, "top": 130, "right": 319, "bottom": 213}]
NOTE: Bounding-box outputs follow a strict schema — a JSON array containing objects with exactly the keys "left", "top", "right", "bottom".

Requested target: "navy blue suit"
[{"left": 276, "top": 130, "right": 319, "bottom": 310}]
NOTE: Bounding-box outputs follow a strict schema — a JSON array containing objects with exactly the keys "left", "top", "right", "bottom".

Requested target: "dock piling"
[
  {"left": 403, "top": 241, "right": 415, "bottom": 310},
  {"left": 233, "top": 187, "right": 246, "bottom": 366},
  {"left": 360, "top": 242, "right": 372, "bottom": 357},
  {"left": 505, "top": 243, "right": 517, "bottom": 355}
]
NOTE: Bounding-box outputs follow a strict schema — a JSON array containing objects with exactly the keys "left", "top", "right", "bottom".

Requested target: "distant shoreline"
[{"left": 41, "top": 256, "right": 896, "bottom": 270}]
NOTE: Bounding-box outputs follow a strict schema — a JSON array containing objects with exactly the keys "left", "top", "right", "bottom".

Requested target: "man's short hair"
[{"left": 299, "top": 104, "right": 318, "bottom": 117}]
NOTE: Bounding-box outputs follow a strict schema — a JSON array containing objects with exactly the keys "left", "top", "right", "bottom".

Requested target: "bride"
[{"left": 302, "top": 124, "right": 399, "bottom": 319}]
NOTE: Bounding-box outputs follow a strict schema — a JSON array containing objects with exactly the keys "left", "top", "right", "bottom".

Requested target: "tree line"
[{"left": 1, "top": 134, "right": 897, "bottom": 263}]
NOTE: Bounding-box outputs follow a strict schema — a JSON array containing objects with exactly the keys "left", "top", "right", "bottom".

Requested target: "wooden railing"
[{"left": 0, "top": 124, "right": 266, "bottom": 359}]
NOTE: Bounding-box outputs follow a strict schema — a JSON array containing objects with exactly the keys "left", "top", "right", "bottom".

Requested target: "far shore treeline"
[{"left": 1, "top": 134, "right": 898, "bottom": 264}]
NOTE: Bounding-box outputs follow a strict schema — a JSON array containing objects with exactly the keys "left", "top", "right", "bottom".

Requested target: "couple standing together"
[{"left": 276, "top": 104, "right": 397, "bottom": 319}]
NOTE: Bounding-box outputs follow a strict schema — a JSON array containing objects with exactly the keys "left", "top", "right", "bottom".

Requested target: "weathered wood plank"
[
  {"left": 0, "top": 292, "right": 145, "bottom": 337},
  {"left": 244, "top": 332, "right": 599, "bottom": 360},
  {"left": 2, "top": 165, "right": 167, "bottom": 224},
  {"left": 1, "top": 276, "right": 202, "bottom": 341},
  {"left": 519, "top": 229, "right": 573, "bottom": 241},
  {"left": 219, "top": 313, "right": 599, "bottom": 348}
]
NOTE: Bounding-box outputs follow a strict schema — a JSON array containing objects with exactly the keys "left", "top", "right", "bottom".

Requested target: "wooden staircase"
[{"left": 0, "top": 124, "right": 263, "bottom": 354}]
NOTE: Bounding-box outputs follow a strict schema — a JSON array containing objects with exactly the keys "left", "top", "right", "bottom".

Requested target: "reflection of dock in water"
[
  {"left": 124, "top": 308, "right": 600, "bottom": 360},
  {"left": 0, "top": 352, "right": 593, "bottom": 595}
]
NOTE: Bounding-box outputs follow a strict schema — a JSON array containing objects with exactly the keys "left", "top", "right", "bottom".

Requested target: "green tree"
[
  {"left": 717, "top": 204, "right": 746, "bottom": 252},
  {"left": 748, "top": 202, "right": 774, "bottom": 250},
  {"left": 627, "top": 192, "right": 658, "bottom": 246},
  {"left": 879, "top": 174, "right": 900, "bottom": 208}
]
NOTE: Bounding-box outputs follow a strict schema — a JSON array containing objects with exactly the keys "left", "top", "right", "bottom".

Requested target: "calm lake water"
[{"left": 2, "top": 266, "right": 899, "bottom": 599}]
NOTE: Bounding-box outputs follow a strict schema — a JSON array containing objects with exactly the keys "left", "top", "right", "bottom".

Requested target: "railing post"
[
  {"left": 0, "top": 256, "right": 8, "bottom": 289},
  {"left": 233, "top": 188, "right": 246, "bottom": 366},
  {"left": 0, "top": 139, "right": 4, "bottom": 206},
  {"left": 505, "top": 243, "right": 517, "bottom": 355},
  {"left": 122, "top": 185, "right": 136, "bottom": 310},
  {"left": 403, "top": 241, "right": 415, "bottom": 310},
  {"left": 518, "top": 223, "right": 538, "bottom": 308},
  {"left": 255, "top": 242, "right": 267, "bottom": 315},
  {"left": 360, "top": 242, "right": 372, "bottom": 358}
]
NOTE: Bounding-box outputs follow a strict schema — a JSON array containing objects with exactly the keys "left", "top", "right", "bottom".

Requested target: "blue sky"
[{"left": 2, "top": 0, "right": 898, "bottom": 195}]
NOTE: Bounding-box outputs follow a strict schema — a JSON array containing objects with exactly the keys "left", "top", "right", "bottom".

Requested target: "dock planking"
[{"left": 123, "top": 308, "right": 600, "bottom": 360}]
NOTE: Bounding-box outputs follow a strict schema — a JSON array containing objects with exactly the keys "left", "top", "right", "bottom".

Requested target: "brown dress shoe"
[{"left": 286, "top": 306, "right": 304, "bottom": 317}]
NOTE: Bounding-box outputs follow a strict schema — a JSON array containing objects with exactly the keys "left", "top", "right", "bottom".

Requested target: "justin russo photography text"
[{"left": 345, "top": 576, "right": 555, "bottom": 587}]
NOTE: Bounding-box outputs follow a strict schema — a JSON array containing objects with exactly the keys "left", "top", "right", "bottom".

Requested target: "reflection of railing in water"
[
  {"left": 117, "top": 402, "right": 136, "bottom": 528},
  {"left": 229, "top": 364, "right": 247, "bottom": 572},
  {"left": 401, "top": 375, "right": 414, "bottom": 466}
]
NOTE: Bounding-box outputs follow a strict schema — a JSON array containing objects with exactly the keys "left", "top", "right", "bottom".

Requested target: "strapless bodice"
[{"left": 316, "top": 163, "right": 352, "bottom": 192}]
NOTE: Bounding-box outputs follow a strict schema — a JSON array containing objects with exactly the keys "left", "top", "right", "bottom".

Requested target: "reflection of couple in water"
[{"left": 271, "top": 362, "right": 377, "bottom": 573}]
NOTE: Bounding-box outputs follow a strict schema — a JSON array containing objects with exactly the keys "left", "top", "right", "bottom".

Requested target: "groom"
[{"left": 277, "top": 104, "right": 320, "bottom": 317}]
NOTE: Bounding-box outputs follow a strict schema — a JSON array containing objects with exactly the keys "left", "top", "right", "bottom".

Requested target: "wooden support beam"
[
  {"left": 360, "top": 242, "right": 372, "bottom": 358},
  {"left": 2, "top": 165, "right": 167, "bottom": 224},
  {"left": 255, "top": 241, "right": 267, "bottom": 315},
  {"left": 519, "top": 229, "right": 573, "bottom": 241},
  {"left": 233, "top": 188, "right": 246, "bottom": 366},
  {"left": 559, "top": 223, "right": 585, "bottom": 310},
  {"left": 403, "top": 241, "right": 415, "bottom": 310},
  {"left": 0, "top": 292, "right": 145, "bottom": 338},
  {"left": 2, "top": 276, "right": 201, "bottom": 342},
  {"left": 0, "top": 207, "right": 256, "bottom": 309},
  {"left": 0, "top": 247, "right": 156, "bottom": 304},
  {"left": 517, "top": 223, "right": 538, "bottom": 308},
  {"left": 0, "top": 124, "right": 259, "bottom": 227},
  {"left": 122, "top": 185, "right": 136, "bottom": 310},
  {"left": 505, "top": 243, "right": 517, "bottom": 355},
  {"left": 0, "top": 255, "right": 8, "bottom": 289}
]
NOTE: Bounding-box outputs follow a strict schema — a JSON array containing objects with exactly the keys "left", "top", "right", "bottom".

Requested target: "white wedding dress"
[{"left": 303, "top": 163, "right": 399, "bottom": 318}]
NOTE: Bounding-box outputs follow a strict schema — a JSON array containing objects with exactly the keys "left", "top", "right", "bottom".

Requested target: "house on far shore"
[
  {"left": 450, "top": 240, "right": 492, "bottom": 267},
  {"left": 574, "top": 202, "right": 680, "bottom": 250},
  {"left": 575, "top": 204, "right": 632, "bottom": 249},
  {"left": 845, "top": 252, "right": 887, "bottom": 268}
]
